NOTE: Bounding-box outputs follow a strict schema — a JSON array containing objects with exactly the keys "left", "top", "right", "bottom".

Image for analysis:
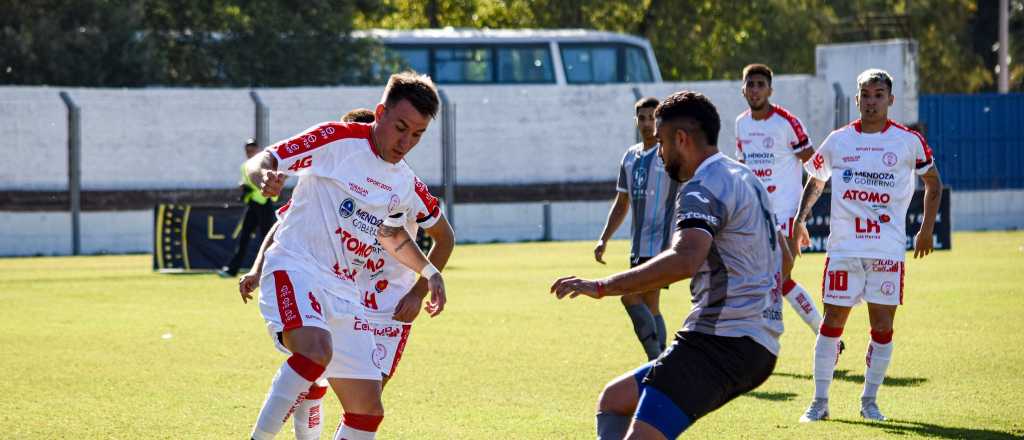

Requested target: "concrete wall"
[{"left": 817, "top": 39, "right": 919, "bottom": 124}]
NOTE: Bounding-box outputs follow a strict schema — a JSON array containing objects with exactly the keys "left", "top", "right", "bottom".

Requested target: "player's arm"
[
  {"left": 244, "top": 151, "right": 283, "bottom": 197},
  {"left": 239, "top": 221, "right": 279, "bottom": 303},
  {"left": 552, "top": 228, "right": 710, "bottom": 299},
  {"left": 792, "top": 176, "right": 826, "bottom": 255},
  {"left": 914, "top": 166, "right": 943, "bottom": 258},
  {"left": 794, "top": 147, "right": 815, "bottom": 163},
  {"left": 392, "top": 215, "right": 455, "bottom": 320},
  {"left": 378, "top": 218, "right": 447, "bottom": 316},
  {"left": 595, "top": 191, "right": 629, "bottom": 264}
]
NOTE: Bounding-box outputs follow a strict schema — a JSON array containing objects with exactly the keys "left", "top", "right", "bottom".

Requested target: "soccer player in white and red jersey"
[
  {"left": 735, "top": 63, "right": 830, "bottom": 340},
  {"left": 238, "top": 108, "right": 455, "bottom": 440},
  {"left": 795, "top": 69, "right": 942, "bottom": 422},
  {"left": 243, "top": 72, "right": 449, "bottom": 440}
]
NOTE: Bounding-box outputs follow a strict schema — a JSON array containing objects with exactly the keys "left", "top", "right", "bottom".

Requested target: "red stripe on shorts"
[
  {"left": 899, "top": 261, "right": 905, "bottom": 305},
  {"left": 273, "top": 271, "right": 304, "bottom": 331},
  {"left": 387, "top": 324, "right": 413, "bottom": 377}
]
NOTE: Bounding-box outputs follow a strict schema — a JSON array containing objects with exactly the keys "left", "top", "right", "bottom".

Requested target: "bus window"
[
  {"left": 497, "top": 46, "right": 554, "bottom": 83},
  {"left": 393, "top": 48, "right": 430, "bottom": 74},
  {"left": 561, "top": 46, "right": 617, "bottom": 84},
  {"left": 624, "top": 46, "right": 653, "bottom": 83},
  {"left": 434, "top": 47, "right": 492, "bottom": 83}
]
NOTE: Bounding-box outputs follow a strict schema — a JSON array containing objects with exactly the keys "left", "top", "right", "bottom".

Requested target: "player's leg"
[
  {"left": 801, "top": 257, "right": 864, "bottom": 423},
  {"left": 324, "top": 313, "right": 388, "bottom": 440},
  {"left": 782, "top": 231, "right": 825, "bottom": 335},
  {"left": 292, "top": 378, "right": 329, "bottom": 440},
  {"left": 621, "top": 293, "right": 660, "bottom": 360},
  {"left": 329, "top": 378, "right": 384, "bottom": 440},
  {"left": 859, "top": 259, "right": 902, "bottom": 421},
  {"left": 225, "top": 206, "right": 260, "bottom": 276},
  {"left": 251, "top": 271, "right": 333, "bottom": 440},
  {"left": 595, "top": 363, "right": 650, "bottom": 439},
  {"left": 640, "top": 289, "right": 667, "bottom": 352},
  {"left": 630, "top": 332, "right": 776, "bottom": 438}
]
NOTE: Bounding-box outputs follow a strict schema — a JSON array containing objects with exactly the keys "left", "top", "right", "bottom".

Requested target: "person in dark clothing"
[{"left": 219, "top": 138, "right": 278, "bottom": 277}]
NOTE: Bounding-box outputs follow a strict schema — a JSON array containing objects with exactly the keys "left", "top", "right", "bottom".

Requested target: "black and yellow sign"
[{"left": 153, "top": 204, "right": 261, "bottom": 271}]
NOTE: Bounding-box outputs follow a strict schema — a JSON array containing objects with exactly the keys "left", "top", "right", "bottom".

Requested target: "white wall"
[
  {"left": 816, "top": 39, "right": 919, "bottom": 124},
  {"left": 0, "top": 210, "right": 151, "bottom": 256}
]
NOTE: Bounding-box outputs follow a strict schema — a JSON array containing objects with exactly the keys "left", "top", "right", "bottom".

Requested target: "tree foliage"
[{"left": 1, "top": 0, "right": 1021, "bottom": 92}]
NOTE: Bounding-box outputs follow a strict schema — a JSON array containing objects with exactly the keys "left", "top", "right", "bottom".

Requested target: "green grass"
[{"left": 1, "top": 231, "right": 1023, "bottom": 439}]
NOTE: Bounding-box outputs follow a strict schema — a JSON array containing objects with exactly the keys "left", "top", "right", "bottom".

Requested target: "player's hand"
[
  {"left": 793, "top": 221, "right": 811, "bottom": 256},
  {"left": 238, "top": 271, "right": 260, "bottom": 303},
  {"left": 392, "top": 290, "right": 425, "bottom": 323},
  {"left": 593, "top": 240, "right": 607, "bottom": 264},
  {"left": 550, "top": 276, "right": 601, "bottom": 299},
  {"left": 913, "top": 229, "right": 935, "bottom": 258},
  {"left": 261, "top": 170, "right": 286, "bottom": 197},
  {"left": 424, "top": 273, "right": 446, "bottom": 317}
]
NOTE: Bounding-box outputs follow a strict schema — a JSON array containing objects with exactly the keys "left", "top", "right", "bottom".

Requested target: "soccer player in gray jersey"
[
  {"left": 552, "top": 91, "right": 790, "bottom": 439},
  {"left": 595, "top": 96, "right": 680, "bottom": 360}
]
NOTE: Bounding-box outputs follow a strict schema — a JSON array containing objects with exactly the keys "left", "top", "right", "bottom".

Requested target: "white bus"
[{"left": 355, "top": 28, "right": 663, "bottom": 85}]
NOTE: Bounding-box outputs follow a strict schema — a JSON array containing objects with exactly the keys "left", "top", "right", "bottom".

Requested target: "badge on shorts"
[{"left": 881, "top": 281, "right": 895, "bottom": 296}]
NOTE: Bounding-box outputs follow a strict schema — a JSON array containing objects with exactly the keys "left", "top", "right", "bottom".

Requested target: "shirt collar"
[{"left": 693, "top": 152, "right": 725, "bottom": 177}]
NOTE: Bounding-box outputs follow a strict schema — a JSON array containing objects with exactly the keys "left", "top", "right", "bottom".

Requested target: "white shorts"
[
  {"left": 775, "top": 209, "right": 797, "bottom": 239},
  {"left": 358, "top": 317, "right": 413, "bottom": 377},
  {"left": 821, "top": 257, "right": 905, "bottom": 307},
  {"left": 258, "top": 268, "right": 382, "bottom": 381}
]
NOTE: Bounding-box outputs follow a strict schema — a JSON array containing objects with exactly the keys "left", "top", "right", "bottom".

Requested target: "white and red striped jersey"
[
  {"left": 735, "top": 104, "right": 812, "bottom": 215},
  {"left": 262, "top": 121, "right": 441, "bottom": 317},
  {"left": 804, "top": 120, "right": 935, "bottom": 260}
]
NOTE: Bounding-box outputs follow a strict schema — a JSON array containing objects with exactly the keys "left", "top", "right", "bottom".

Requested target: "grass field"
[{"left": 1, "top": 231, "right": 1023, "bottom": 439}]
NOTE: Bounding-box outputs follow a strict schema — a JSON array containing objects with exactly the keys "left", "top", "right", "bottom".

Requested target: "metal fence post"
[
  {"left": 250, "top": 90, "right": 269, "bottom": 148},
  {"left": 542, "top": 201, "right": 552, "bottom": 241},
  {"left": 832, "top": 82, "right": 850, "bottom": 129},
  {"left": 59, "top": 91, "right": 81, "bottom": 256},
  {"left": 631, "top": 86, "right": 643, "bottom": 144},
  {"left": 439, "top": 89, "right": 456, "bottom": 228}
]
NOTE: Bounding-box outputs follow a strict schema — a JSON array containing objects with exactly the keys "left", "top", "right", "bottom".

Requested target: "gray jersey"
[
  {"left": 675, "top": 153, "right": 784, "bottom": 355},
  {"left": 617, "top": 143, "right": 681, "bottom": 258}
]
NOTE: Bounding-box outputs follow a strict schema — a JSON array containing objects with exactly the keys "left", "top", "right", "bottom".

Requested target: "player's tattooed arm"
[
  {"left": 915, "top": 167, "right": 943, "bottom": 258},
  {"left": 796, "top": 177, "right": 826, "bottom": 223}
]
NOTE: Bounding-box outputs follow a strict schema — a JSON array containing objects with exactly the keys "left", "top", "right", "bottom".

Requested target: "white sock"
[
  {"left": 333, "top": 413, "right": 382, "bottom": 440},
  {"left": 783, "top": 280, "right": 823, "bottom": 334},
  {"left": 813, "top": 326, "right": 844, "bottom": 400},
  {"left": 863, "top": 332, "right": 894, "bottom": 399},
  {"left": 294, "top": 379, "right": 329, "bottom": 440},
  {"left": 252, "top": 354, "right": 325, "bottom": 440}
]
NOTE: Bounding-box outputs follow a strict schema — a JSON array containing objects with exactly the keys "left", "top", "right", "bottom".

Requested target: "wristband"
[{"left": 421, "top": 263, "right": 440, "bottom": 279}]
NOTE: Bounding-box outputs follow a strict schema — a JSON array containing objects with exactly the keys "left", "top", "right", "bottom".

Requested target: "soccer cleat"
[
  {"left": 799, "top": 398, "right": 830, "bottom": 423},
  {"left": 860, "top": 397, "right": 887, "bottom": 421}
]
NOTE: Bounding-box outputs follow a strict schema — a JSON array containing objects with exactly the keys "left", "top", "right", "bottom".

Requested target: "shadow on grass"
[
  {"left": 773, "top": 369, "right": 929, "bottom": 387},
  {"left": 745, "top": 391, "right": 798, "bottom": 401},
  {"left": 833, "top": 419, "right": 1024, "bottom": 440}
]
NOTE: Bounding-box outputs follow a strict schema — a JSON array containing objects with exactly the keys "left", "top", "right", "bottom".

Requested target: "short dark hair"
[
  {"left": 635, "top": 96, "right": 660, "bottom": 114},
  {"left": 342, "top": 108, "right": 375, "bottom": 123},
  {"left": 244, "top": 138, "right": 258, "bottom": 148},
  {"left": 857, "top": 68, "right": 893, "bottom": 92},
  {"left": 742, "top": 64, "right": 773, "bottom": 85},
  {"left": 655, "top": 91, "right": 721, "bottom": 146},
  {"left": 383, "top": 71, "right": 440, "bottom": 119}
]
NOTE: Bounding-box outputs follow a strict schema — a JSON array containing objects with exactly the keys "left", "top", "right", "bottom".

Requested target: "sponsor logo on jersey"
[
  {"left": 744, "top": 152, "right": 775, "bottom": 165},
  {"left": 339, "top": 198, "right": 355, "bottom": 218},
  {"left": 353, "top": 317, "right": 403, "bottom": 338},
  {"left": 355, "top": 209, "right": 384, "bottom": 227},
  {"left": 336, "top": 227, "right": 380, "bottom": 258},
  {"left": 767, "top": 185, "right": 777, "bottom": 193},
  {"left": 387, "top": 194, "right": 400, "bottom": 213},
  {"left": 680, "top": 211, "right": 719, "bottom": 226},
  {"left": 375, "top": 279, "right": 389, "bottom": 293},
  {"left": 883, "top": 152, "right": 899, "bottom": 167},
  {"left": 752, "top": 168, "right": 773, "bottom": 178},
  {"left": 842, "top": 155, "right": 861, "bottom": 163},
  {"left": 812, "top": 153, "right": 825, "bottom": 170},
  {"left": 842, "top": 169, "right": 896, "bottom": 188},
  {"left": 841, "top": 189, "right": 891, "bottom": 204},
  {"left": 871, "top": 259, "right": 901, "bottom": 272},
  {"left": 685, "top": 191, "right": 710, "bottom": 204},
  {"left": 854, "top": 217, "right": 882, "bottom": 239},
  {"left": 366, "top": 176, "right": 392, "bottom": 192},
  {"left": 349, "top": 182, "right": 369, "bottom": 197}
]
